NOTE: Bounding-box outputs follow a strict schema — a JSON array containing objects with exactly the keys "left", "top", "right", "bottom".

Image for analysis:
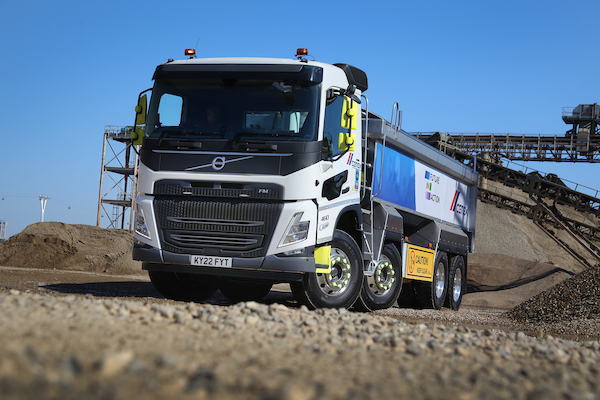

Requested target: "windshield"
[{"left": 146, "top": 77, "right": 320, "bottom": 142}]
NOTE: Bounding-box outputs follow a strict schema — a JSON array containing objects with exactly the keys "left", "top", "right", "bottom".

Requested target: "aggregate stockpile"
[{"left": 131, "top": 49, "right": 478, "bottom": 311}]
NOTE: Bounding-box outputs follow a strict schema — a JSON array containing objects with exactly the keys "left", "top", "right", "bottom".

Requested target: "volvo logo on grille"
[
  {"left": 212, "top": 156, "right": 226, "bottom": 170},
  {"left": 185, "top": 154, "right": 255, "bottom": 171}
]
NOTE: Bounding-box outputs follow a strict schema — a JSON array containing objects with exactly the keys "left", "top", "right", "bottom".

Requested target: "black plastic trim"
[
  {"left": 140, "top": 251, "right": 314, "bottom": 279},
  {"left": 154, "top": 63, "right": 323, "bottom": 83},
  {"left": 141, "top": 140, "right": 323, "bottom": 176},
  {"left": 333, "top": 64, "right": 368, "bottom": 92}
]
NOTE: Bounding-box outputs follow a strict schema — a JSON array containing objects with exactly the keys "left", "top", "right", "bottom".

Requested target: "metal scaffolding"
[{"left": 96, "top": 126, "right": 139, "bottom": 230}]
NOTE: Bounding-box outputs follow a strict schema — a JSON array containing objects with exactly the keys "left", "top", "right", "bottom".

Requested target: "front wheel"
[
  {"left": 414, "top": 251, "right": 448, "bottom": 310},
  {"left": 148, "top": 270, "right": 221, "bottom": 303},
  {"left": 295, "top": 230, "right": 363, "bottom": 309},
  {"left": 355, "top": 244, "right": 402, "bottom": 311}
]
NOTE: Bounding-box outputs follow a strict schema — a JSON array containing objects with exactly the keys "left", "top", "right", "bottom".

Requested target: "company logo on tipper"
[
  {"left": 450, "top": 190, "right": 468, "bottom": 215},
  {"left": 425, "top": 171, "right": 440, "bottom": 203},
  {"left": 425, "top": 171, "right": 440, "bottom": 184}
]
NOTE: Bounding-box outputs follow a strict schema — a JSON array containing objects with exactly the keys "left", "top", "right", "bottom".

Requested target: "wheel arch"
[{"left": 333, "top": 204, "right": 363, "bottom": 251}]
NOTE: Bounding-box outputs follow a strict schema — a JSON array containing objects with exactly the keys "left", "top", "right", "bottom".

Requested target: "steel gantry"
[
  {"left": 97, "top": 126, "right": 139, "bottom": 230},
  {"left": 414, "top": 104, "right": 600, "bottom": 163}
]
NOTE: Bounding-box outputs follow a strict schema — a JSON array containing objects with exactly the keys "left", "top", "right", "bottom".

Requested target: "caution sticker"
[{"left": 405, "top": 245, "right": 435, "bottom": 282}]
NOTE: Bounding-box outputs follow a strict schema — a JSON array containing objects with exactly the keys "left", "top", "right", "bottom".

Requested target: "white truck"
[{"left": 132, "top": 49, "right": 478, "bottom": 311}]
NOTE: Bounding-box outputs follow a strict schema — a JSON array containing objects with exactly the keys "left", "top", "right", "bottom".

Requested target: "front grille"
[
  {"left": 154, "top": 198, "right": 282, "bottom": 257},
  {"left": 154, "top": 182, "right": 282, "bottom": 200}
]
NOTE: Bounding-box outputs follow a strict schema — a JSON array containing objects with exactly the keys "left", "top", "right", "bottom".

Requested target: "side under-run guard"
[{"left": 315, "top": 245, "right": 331, "bottom": 273}]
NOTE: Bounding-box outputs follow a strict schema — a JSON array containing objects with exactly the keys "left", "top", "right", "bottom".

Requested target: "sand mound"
[{"left": 0, "top": 222, "right": 142, "bottom": 275}]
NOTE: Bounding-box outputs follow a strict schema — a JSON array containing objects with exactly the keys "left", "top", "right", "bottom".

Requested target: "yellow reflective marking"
[{"left": 315, "top": 245, "right": 332, "bottom": 273}]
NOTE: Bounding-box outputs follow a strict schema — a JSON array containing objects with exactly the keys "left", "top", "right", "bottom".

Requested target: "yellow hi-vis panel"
[
  {"left": 338, "top": 132, "right": 356, "bottom": 152},
  {"left": 135, "top": 94, "right": 147, "bottom": 125},
  {"left": 132, "top": 128, "right": 145, "bottom": 145},
  {"left": 315, "top": 245, "right": 331, "bottom": 273},
  {"left": 405, "top": 245, "right": 436, "bottom": 282},
  {"left": 341, "top": 97, "right": 358, "bottom": 130}
]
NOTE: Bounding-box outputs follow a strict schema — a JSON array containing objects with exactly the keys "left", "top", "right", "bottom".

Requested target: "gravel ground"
[{"left": 1, "top": 288, "right": 599, "bottom": 400}]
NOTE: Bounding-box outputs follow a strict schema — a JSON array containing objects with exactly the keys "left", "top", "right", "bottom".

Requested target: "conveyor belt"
[{"left": 414, "top": 132, "right": 600, "bottom": 162}]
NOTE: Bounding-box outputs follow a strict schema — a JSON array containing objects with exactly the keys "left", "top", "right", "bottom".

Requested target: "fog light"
[{"left": 283, "top": 248, "right": 305, "bottom": 256}]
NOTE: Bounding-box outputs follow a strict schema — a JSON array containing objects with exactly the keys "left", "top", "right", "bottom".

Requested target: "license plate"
[{"left": 190, "top": 255, "right": 232, "bottom": 268}]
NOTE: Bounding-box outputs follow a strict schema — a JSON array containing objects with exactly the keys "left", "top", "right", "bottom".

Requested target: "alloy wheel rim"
[
  {"left": 434, "top": 260, "right": 446, "bottom": 299},
  {"left": 316, "top": 248, "right": 351, "bottom": 296}
]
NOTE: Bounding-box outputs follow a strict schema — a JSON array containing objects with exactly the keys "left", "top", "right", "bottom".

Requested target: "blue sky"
[{"left": 1, "top": 0, "right": 599, "bottom": 237}]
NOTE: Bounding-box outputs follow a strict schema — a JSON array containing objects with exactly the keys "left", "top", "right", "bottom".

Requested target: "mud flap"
[{"left": 315, "top": 245, "right": 331, "bottom": 273}]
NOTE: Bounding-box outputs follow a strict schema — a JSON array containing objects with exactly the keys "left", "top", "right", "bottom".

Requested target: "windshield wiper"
[
  {"left": 156, "top": 128, "right": 224, "bottom": 147},
  {"left": 232, "top": 131, "right": 296, "bottom": 143}
]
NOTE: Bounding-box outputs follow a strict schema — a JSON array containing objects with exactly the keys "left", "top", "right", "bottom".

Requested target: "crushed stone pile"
[
  {"left": 0, "top": 222, "right": 142, "bottom": 275},
  {"left": 507, "top": 265, "right": 600, "bottom": 324}
]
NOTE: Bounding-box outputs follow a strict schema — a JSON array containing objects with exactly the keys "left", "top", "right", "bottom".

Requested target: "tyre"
[
  {"left": 396, "top": 281, "right": 417, "bottom": 308},
  {"left": 290, "top": 280, "right": 313, "bottom": 308},
  {"left": 445, "top": 255, "right": 466, "bottom": 311},
  {"left": 414, "top": 251, "right": 448, "bottom": 310},
  {"left": 296, "top": 230, "right": 363, "bottom": 309},
  {"left": 148, "top": 270, "right": 221, "bottom": 302},
  {"left": 355, "top": 243, "right": 402, "bottom": 311},
  {"left": 219, "top": 278, "right": 273, "bottom": 302}
]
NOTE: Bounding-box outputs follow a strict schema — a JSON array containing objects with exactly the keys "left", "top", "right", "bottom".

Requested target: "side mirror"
[
  {"left": 135, "top": 94, "right": 147, "bottom": 125},
  {"left": 132, "top": 94, "right": 147, "bottom": 145},
  {"left": 338, "top": 132, "right": 355, "bottom": 152}
]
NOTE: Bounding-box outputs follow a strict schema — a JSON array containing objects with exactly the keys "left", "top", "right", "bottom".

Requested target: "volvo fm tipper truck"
[{"left": 132, "top": 48, "right": 478, "bottom": 310}]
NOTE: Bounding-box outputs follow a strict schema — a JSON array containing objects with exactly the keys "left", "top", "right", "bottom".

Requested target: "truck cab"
[{"left": 133, "top": 50, "right": 369, "bottom": 308}]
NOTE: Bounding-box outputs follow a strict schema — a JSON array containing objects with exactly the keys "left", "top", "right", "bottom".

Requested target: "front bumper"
[{"left": 133, "top": 244, "right": 315, "bottom": 274}]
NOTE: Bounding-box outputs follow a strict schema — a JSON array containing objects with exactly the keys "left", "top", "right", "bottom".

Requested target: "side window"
[
  {"left": 157, "top": 94, "right": 183, "bottom": 127},
  {"left": 323, "top": 95, "right": 345, "bottom": 158}
]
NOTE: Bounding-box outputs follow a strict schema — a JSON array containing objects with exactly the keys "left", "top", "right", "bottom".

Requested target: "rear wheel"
[
  {"left": 219, "top": 278, "right": 273, "bottom": 302},
  {"left": 414, "top": 251, "right": 448, "bottom": 310},
  {"left": 295, "top": 230, "right": 363, "bottom": 309},
  {"left": 445, "top": 256, "right": 466, "bottom": 311},
  {"left": 355, "top": 244, "right": 402, "bottom": 311},
  {"left": 148, "top": 270, "right": 221, "bottom": 302}
]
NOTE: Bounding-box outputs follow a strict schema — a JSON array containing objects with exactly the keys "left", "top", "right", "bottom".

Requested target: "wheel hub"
[
  {"left": 367, "top": 260, "right": 396, "bottom": 295},
  {"left": 435, "top": 260, "right": 446, "bottom": 299},
  {"left": 452, "top": 267, "right": 463, "bottom": 302},
  {"left": 316, "top": 249, "right": 351, "bottom": 295}
]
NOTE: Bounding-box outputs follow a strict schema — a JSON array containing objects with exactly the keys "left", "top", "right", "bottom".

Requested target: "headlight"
[
  {"left": 279, "top": 212, "right": 309, "bottom": 247},
  {"left": 134, "top": 204, "right": 150, "bottom": 239}
]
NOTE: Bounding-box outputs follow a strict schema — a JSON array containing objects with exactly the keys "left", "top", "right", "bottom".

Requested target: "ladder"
[{"left": 360, "top": 101, "right": 402, "bottom": 274}]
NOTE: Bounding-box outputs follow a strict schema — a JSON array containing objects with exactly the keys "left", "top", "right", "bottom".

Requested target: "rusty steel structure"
[{"left": 97, "top": 126, "right": 139, "bottom": 230}]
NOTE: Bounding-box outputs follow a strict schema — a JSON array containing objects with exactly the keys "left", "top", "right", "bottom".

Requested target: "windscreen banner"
[{"left": 372, "top": 143, "right": 472, "bottom": 231}]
